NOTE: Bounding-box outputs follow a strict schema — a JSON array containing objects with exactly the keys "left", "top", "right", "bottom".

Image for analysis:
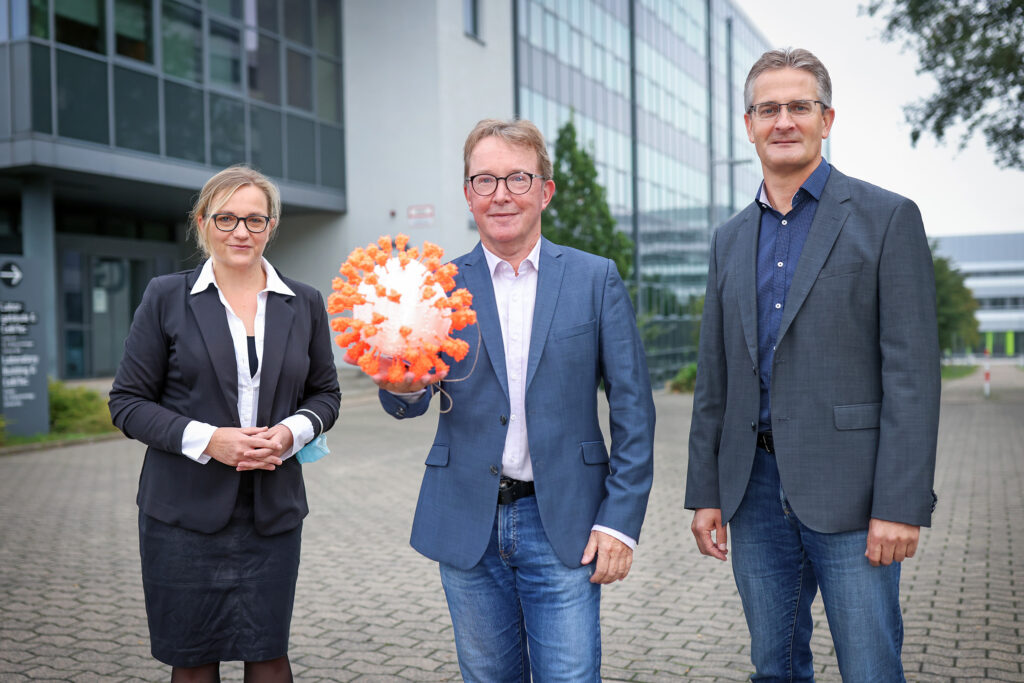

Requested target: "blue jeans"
[
  {"left": 730, "top": 449, "right": 905, "bottom": 682},
  {"left": 438, "top": 495, "right": 601, "bottom": 682}
]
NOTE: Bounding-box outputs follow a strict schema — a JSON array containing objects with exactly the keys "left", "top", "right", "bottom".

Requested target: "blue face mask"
[{"left": 296, "top": 433, "right": 330, "bottom": 464}]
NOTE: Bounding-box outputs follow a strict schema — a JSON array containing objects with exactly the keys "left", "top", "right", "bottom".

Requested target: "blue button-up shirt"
[{"left": 756, "top": 158, "right": 831, "bottom": 430}]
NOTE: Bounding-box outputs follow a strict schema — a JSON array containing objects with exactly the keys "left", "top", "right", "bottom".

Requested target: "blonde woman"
[{"left": 110, "top": 165, "right": 340, "bottom": 682}]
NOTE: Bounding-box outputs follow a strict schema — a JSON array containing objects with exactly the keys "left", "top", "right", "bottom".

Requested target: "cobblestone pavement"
[{"left": 1, "top": 365, "right": 1022, "bottom": 681}]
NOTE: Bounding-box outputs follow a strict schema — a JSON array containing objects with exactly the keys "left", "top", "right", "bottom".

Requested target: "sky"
[{"left": 730, "top": 0, "right": 1022, "bottom": 237}]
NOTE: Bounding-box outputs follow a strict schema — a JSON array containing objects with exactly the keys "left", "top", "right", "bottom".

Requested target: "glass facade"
[
  {"left": 11, "top": 0, "right": 345, "bottom": 192},
  {"left": 515, "top": 0, "right": 768, "bottom": 379}
]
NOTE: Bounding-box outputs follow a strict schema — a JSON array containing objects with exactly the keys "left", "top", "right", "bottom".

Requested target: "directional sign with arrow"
[{"left": 0, "top": 262, "right": 23, "bottom": 287}]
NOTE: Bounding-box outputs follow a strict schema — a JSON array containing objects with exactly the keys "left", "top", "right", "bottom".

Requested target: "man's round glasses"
[
  {"left": 747, "top": 100, "right": 827, "bottom": 120},
  {"left": 466, "top": 173, "right": 547, "bottom": 196},
  {"left": 208, "top": 214, "right": 271, "bottom": 233}
]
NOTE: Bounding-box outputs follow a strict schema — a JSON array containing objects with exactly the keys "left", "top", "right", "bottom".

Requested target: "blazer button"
[
  {"left": 499, "top": 415, "right": 508, "bottom": 425},
  {"left": 750, "top": 421, "right": 756, "bottom": 431},
  {"left": 489, "top": 465, "right": 499, "bottom": 475}
]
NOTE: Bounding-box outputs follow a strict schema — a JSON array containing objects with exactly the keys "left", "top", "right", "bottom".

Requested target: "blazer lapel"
[
  {"left": 257, "top": 292, "right": 295, "bottom": 425},
  {"left": 526, "top": 238, "right": 564, "bottom": 390},
  {"left": 776, "top": 172, "right": 851, "bottom": 345},
  {"left": 187, "top": 276, "right": 240, "bottom": 425},
  {"left": 734, "top": 206, "right": 761, "bottom": 367},
  {"left": 461, "top": 244, "right": 509, "bottom": 400}
]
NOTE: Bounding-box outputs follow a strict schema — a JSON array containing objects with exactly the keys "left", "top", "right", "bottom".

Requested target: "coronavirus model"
[{"left": 328, "top": 234, "right": 476, "bottom": 384}]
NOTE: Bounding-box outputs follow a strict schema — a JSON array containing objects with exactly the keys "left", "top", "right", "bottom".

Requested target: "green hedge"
[{"left": 668, "top": 362, "right": 698, "bottom": 393}]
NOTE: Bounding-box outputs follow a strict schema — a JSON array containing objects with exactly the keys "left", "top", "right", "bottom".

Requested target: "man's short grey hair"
[{"left": 743, "top": 47, "right": 832, "bottom": 112}]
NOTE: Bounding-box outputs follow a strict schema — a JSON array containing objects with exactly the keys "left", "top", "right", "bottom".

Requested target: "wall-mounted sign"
[
  {"left": 407, "top": 204, "right": 435, "bottom": 227},
  {"left": 1, "top": 256, "right": 49, "bottom": 436}
]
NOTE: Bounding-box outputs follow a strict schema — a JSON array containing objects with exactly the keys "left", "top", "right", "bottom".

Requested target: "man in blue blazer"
[
  {"left": 374, "top": 118, "right": 655, "bottom": 681},
  {"left": 686, "top": 49, "right": 940, "bottom": 681}
]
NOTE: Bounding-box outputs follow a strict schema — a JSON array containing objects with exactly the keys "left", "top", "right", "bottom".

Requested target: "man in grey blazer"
[{"left": 686, "top": 48, "right": 940, "bottom": 680}]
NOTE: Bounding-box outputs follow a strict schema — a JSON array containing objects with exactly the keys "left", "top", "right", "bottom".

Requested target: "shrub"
[
  {"left": 668, "top": 362, "right": 698, "bottom": 393},
  {"left": 48, "top": 379, "right": 117, "bottom": 435}
]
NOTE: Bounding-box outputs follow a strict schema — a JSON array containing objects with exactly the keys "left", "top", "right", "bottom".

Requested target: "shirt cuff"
[
  {"left": 181, "top": 421, "right": 215, "bottom": 464},
  {"left": 591, "top": 525, "right": 637, "bottom": 550},
  {"left": 278, "top": 414, "right": 315, "bottom": 459},
  {"left": 388, "top": 389, "right": 427, "bottom": 400}
]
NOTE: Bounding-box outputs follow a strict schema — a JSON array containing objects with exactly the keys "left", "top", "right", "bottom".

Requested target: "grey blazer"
[{"left": 685, "top": 166, "right": 940, "bottom": 533}]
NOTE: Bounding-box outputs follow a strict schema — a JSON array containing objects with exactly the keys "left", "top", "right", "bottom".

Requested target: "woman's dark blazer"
[{"left": 109, "top": 263, "right": 341, "bottom": 536}]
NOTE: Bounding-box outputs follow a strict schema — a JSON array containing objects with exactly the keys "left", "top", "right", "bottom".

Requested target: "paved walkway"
[{"left": 1, "top": 365, "right": 1022, "bottom": 681}]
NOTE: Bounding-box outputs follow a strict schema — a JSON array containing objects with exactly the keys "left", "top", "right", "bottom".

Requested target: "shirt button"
[
  {"left": 775, "top": 303, "right": 782, "bottom": 309},
  {"left": 781, "top": 219, "right": 788, "bottom": 226},
  {"left": 510, "top": 414, "right": 516, "bottom": 421},
  {"left": 777, "top": 261, "right": 784, "bottom": 268}
]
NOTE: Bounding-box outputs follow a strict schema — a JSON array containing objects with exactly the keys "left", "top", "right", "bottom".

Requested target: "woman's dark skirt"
[{"left": 139, "top": 473, "right": 301, "bottom": 667}]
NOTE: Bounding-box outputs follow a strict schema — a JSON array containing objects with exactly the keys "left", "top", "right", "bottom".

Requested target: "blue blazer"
[
  {"left": 686, "top": 167, "right": 940, "bottom": 532},
  {"left": 380, "top": 239, "right": 656, "bottom": 569},
  {"left": 109, "top": 264, "right": 341, "bottom": 536}
]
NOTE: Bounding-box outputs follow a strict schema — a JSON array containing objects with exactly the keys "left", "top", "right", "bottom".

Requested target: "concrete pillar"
[{"left": 20, "top": 176, "right": 57, "bottom": 378}]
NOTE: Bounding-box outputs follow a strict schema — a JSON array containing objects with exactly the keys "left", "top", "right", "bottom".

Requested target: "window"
[
  {"left": 250, "top": 106, "right": 284, "bottom": 177},
  {"left": 55, "top": 0, "right": 104, "bottom": 53},
  {"left": 257, "top": 0, "right": 279, "bottom": 32},
  {"left": 163, "top": 2, "right": 203, "bottom": 82},
  {"left": 28, "top": 0, "right": 49, "bottom": 39},
  {"left": 316, "top": 0, "right": 340, "bottom": 56},
  {"left": 316, "top": 58, "right": 340, "bottom": 122},
  {"left": 164, "top": 81, "right": 205, "bottom": 163},
  {"left": 115, "top": 0, "right": 153, "bottom": 62},
  {"left": 284, "top": 0, "right": 312, "bottom": 46},
  {"left": 210, "top": 95, "right": 246, "bottom": 167},
  {"left": 286, "top": 49, "right": 312, "bottom": 110},
  {"left": 209, "top": 0, "right": 243, "bottom": 20},
  {"left": 247, "top": 33, "right": 281, "bottom": 104},
  {"left": 115, "top": 67, "right": 159, "bottom": 154},
  {"left": 319, "top": 124, "right": 344, "bottom": 190},
  {"left": 57, "top": 50, "right": 108, "bottom": 144},
  {"left": 464, "top": 0, "right": 480, "bottom": 39},
  {"left": 209, "top": 20, "right": 242, "bottom": 90},
  {"left": 287, "top": 115, "right": 316, "bottom": 183},
  {"left": 30, "top": 43, "right": 52, "bottom": 134}
]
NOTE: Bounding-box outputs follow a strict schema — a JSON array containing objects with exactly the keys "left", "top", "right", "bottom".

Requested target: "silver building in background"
[
  {"left": 935, "top": 232, "right": 1024, "bottom": 357},
  {"left": 0, "top": 0, "right": 768, "bottom": 386}
]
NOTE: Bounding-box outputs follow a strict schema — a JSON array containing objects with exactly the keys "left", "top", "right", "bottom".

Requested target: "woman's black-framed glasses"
[
  {"left": 466, "top": 172, "right": 547, "bottom": 196},
  {"left": 208, "top": 214, "right": 272, "bottom": 233}
]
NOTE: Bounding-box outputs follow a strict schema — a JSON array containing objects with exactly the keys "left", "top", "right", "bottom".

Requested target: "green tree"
[
  {"left": 545, "top": 118, "right": 634, "bottom": 278},
  {"left": 931, "top": 243, "right": 980, "bottom": 353},
  {"left": 865, "top": 0, "right": 1024, "bottom": 169}
]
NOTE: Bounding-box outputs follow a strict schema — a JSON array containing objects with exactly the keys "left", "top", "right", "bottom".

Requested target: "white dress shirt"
[
  {"left": 481, "top": 242, "right": 636, "bottom": 550},
  {"left": 180, "top": 258, "right": 314, "bottom": 463}
]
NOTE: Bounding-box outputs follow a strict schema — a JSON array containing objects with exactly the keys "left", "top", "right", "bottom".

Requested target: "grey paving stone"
[{"left": 1, "top": 365, "right": 1022, "bottom": 680}]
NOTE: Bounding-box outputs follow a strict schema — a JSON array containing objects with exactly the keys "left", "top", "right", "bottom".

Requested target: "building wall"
[{"left": 269, "top": 0, "right": 514, "bottom": 364}]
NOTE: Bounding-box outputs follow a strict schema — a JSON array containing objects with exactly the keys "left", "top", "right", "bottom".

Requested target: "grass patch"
[
  {"left": 0, "top": 380, "right": 116, "bottom": 447},
  {"left": 941, "top": 364, "right": 977, "bottom": 380},
  {"left": 668, "top": 362, "right": 698, "bottom": 393}
]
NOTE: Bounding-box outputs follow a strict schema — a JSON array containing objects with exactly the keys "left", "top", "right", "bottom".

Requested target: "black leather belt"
[
  {"left": 757, "top": 431, "right": 774, "bottom": 454},
  {"left": 498, "top": 477, "right": 535, "bottom": 505}
]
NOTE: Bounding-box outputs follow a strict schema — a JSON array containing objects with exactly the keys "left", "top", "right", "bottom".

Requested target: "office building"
[
  {"left": 935, "top": 232, "right": 1024, "bottom": 357},
  {"left": 0, "top": 0, "right": 770, "bottom": 399}
]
